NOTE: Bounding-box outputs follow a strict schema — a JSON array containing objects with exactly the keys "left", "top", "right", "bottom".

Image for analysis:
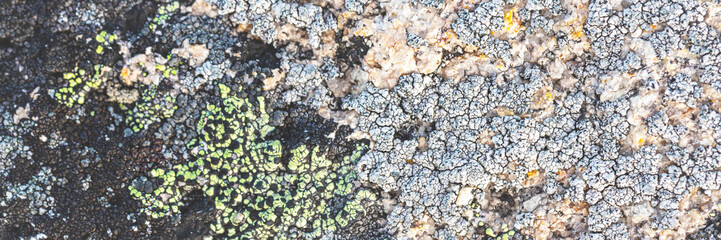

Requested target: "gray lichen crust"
[{"left": 340, "top": 0, "right": 721, "bottom": 238}]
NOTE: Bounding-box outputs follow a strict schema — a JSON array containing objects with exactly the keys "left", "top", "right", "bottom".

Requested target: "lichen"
[{"left": 129, "top": 83, "right": 375, "bottom": 239}]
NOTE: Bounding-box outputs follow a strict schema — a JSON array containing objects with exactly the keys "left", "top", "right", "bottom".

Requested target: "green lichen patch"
[
  {"left": 149, "top": 1, "right": 180, "bottom": 31},
  {"left": 94, "top": 30, "right": 118, "bottom": 54},
  {"left": 129, "top": 83, "right": 374, "bottom": 239},
  {"left": 124, "top": 85, "right": 177, "bottom": 132},
  {"left": 53, "top": 29, "right": 120, "bottom": 108},
  {"left": 54, "top": 65, "right": 105, "bottom": 108}
]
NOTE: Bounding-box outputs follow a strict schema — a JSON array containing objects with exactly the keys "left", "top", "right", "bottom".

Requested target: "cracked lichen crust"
[
  {"left": 344, "top": 68, "right": 721, "bottom": 239},
  {"left": 129, "top": 83, "right": 374, "bottom": 239}
]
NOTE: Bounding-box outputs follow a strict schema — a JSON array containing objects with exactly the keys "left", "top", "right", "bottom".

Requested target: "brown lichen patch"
[
  {"left": 417, "top": 136, "right": 428, "bottom": 152},
  {"left": 477, "top": 129, "right": 496, "bottom": 147},
  {"left": 276, "top": 24, "right": 311, "bottom": 48},
  {"left": 171, "top": 40, "right": 209, "bottom": 67},
  {"left": 186, "top": 0, "right": 218, "bottom": 18},
  {"left": 351, "top": 0, "right": 452, "bottom": 88},
  {"left": 337, "top": 11, "right": 356, "bottom": 29},
  {"left": 598, "top": 72, "right": 644, "bottom": 102},
  {"left": 706, "top": 3, "right": 721, "bottom": 32},
  {"left": 310, "top": 0, "right": 345, "bottom": 11},
  {"left": 648, "top": 189, "right": 721, "bottom": 239},
  {"left": 263, "top": 69, "right": 285, "bottom": 91},
  {"left": 440, "top": 53, "right": 498, "bottom": 83},
  {"left": 234, "top": 23, "right": 253, "bottom": 33},
  {"left": 118, "top": 45, "right": 177, "bottom": 86},
  {"left": 523, "top": 169, "right": 544, "bottom": 187},
  {"left": 13, "top": 103, "right": 31, "bottom": 124},
  {"left": 530, "top": 86, "right": 555, "bottom": 110},
  {"left": 106, "top": 82, "right": 139, "bottom": 104},
  {"left": 624, "top": 125, "right": 649, "bottom": 150},
  {"left": 362, "top": 29, "right": 423, "bottom": 88},
  {"left": 406, "top": 215, "right": 436, "bottom": 239},
  {"left": 528, "top": 199, "right": 589, "bottom": 240},
  {"left": 317, "top": 106, "right": 359, "bottom": 126},
  {"left": 314, "top": 30, "right": 339, "bottom": 61},
  {"left": 495, "top": 107, "right": 515, "bottom": 117}
]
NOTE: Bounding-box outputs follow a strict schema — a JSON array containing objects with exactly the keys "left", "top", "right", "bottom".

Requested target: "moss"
[{"left": 129, "top": 83, "right": 374, "bottom": 239}]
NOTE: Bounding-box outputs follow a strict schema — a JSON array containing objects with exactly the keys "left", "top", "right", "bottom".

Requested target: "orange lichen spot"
[
  {"left": 406, "top": 159, "right": 415, "bottom": 164},
  {"left": 643, "top": 25, "right": 661, "bottom": 34},
  {"left": 504, "top": 8, "right": 523, "bottom": 34},
  {"left": 121, "top": 68, "right": 132, "bottom": 85},
  {"left": 544, "top": 92, "right": 554, "bottom": 101},
  {"left": 444, "top": 29, "right": 457, "bottom": 39},
  {"left": 570, "top": 200, "right": 590, "bottom": 211},
  {"left": 121, "top": 68, "right": 130, "bottom": 78},
  {"left": 527, "top": 169, "right": 539, "bottom": 178},
  {"left": 411, "top": 220, "right": 423, "bottom": 231},
  {"left": 354, "top": 27, "right": 372, "bottom": 37},
  {"left": 572, "top": 29, "right": 585, "bottom": 39},
  {"left": 637, "top": 137, "right": 645, "bottom": 146},
  {"left": 504, "top": 10, "right": 513, "bottom": 28}
]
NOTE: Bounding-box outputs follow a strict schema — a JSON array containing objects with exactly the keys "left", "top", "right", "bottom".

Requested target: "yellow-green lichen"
[
  {"left": 472, "top": 202, "right": 521, "bottom": 239},
  {"left": 129, "top": 83, "right": 373, "bottom": 239},
  {"left": 54, "top": 30, "right": 119, "bottom": 107},
  {"left": 125, "top": 85, "right": 177, "bottom": 132},
  {"left": 94, "top": 30, "right": 117, "bottom": 55},
  {"left": 54, "top": 65, "right": 105, "bottom": 108},
  {"left": 149, "top": 1, "right": 180, "bottom": 31}
]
